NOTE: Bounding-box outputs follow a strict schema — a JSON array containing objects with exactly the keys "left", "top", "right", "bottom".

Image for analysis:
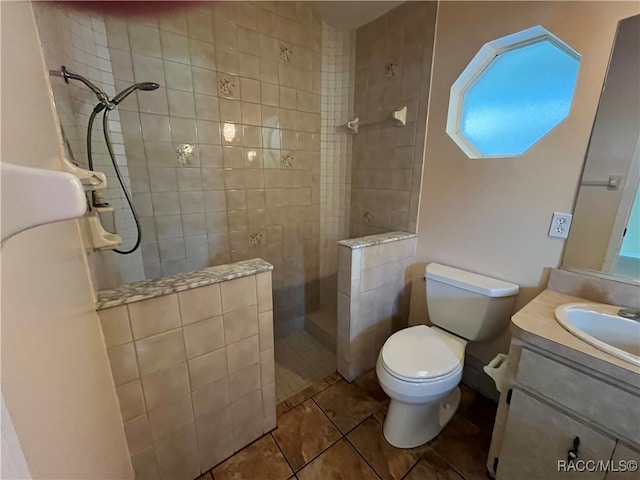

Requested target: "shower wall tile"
[
  {"left": 97, "top": 270, "right": 274, "bottom": 479},
  {"left": 319, "top": 24, "right": 355, "bottom": 308},
  {"left": 107, "top": 342, "right": 140, "bottom": 385},
  {"left": 350, "top": 2, "right": 437, "bottom": 236},
  {"left": 98, "top": 305, "right": 132, "bottom": 347},
  {"left": 98, "top": 1, "right": 323, "bottom": 328},
  {"left": 128, "top": 294, "right": 180, "bottom": 339},
  {"left": 33, "top": 4, "right": 147, "bottom": 289},
  {"left": 116, "top": 380, "right": 146, "bottom": 421},
  {"left": 40, "top": 0, "right": 322, "bottom": 322}
]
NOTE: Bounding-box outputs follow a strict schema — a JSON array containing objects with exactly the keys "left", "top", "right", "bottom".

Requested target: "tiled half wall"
[
  {"left": 98, "top": 271, "right": 274, "bottom": 478},
  {"left": 336, "top": 232, "right": 416, "bottom": 381}
]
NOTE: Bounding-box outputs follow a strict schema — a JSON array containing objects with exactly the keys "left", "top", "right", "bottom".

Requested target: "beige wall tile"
[
  {"left": 263, "top": 415, "right": 277, "bottom": 434},
  {"left": 154, "top": 422, "right": 200, "bottom": 479},
  {"left": 141, "top": 362, "right": 190, "bottom": 409},
  {"left": 337, "top": 266, "right": 351, "bottom": 295},
  {"left": 259, "top": 348, "right": 275, "bottom": 387},
  {"left": 128, "top": 294, "right": 181, "bottom": 340},
  {"left": 178, "top": 283, "right": 223, "bottom": 325},
  {"left": 107, "top": 342, "right": 140, "bottom": 386},
  {"left": 223, "top": 305, "right": 258, "bottom": 345},
  {"left": 99, "top": 306, "right": 132, "bottom": 348},
  {"left": 360, "top": 266, "right": 379, "bottom": 292},
  {"left": 228, "top": 364, "right": 260, "bottom": 402},
  {"left": 226, "top": 335, "right": 259, "bottom": 374},
  {"left": 188, "top": 347, "right": 228, "bottom": 389},
  {"left": 195, "top": 407, "right": 233, "bottom": 471},
  {"left": 258, "top": 310, "right": 274, "bottom": 351},
  {"left": 183, "top": 315, "right": 225, "bottom": 359},
  {"left": 361, "top": 245, "right": 380, "bottom": 270},
  {"left": 192, "top": 376, "right": 230, "bottom": 420},
  {"left": 231, "top": 390, "right": 263, "bottom": 450},
  {"left": 136, "top": 329, "right": 186, "bottom": 376},
  {"left": 220, "top": 276, "right": 257, "bottom": 313},
  {"left": 337, "top": 292, "right": 352, "bottom": 341},
  {"left": 116, "top": 380, "right": 146, "bottom": 422},
  {"left": 148, "top": 395, "right": 194, "bottom": 442},
  {"left": 256, "top": 272, "right": 273, "bottom": 313},
  {"left": 131, "top": 446, "right": 159, "bottom": 480},
  {"left": 261, "top": 382, "right": 276, "bottom": 419},
  {"left": 351, "top": 249, "right": 362, "bottom": 280},
  {"left": 124, "top": 414, "right": 153, "bottom": 455},
  {"left": 232, "top": 416, "right": 263, "bottom": 453}
]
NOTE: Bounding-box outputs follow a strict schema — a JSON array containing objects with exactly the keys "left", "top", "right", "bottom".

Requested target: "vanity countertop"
[{"left": 511, "top": 289, "right": 640, "bottom": 386}]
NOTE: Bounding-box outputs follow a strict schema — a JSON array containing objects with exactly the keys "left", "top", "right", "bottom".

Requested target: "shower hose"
[{"left": 87, "top": 106, "right": 141, "bottom": 255}]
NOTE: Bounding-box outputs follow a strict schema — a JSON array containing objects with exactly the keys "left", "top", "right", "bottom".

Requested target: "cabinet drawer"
[
  {"left": 516, "top": 348, "right": 640, "bottom": 445},
  {"left": 497, "top": 389, "right": 616, "bottom": 480}
]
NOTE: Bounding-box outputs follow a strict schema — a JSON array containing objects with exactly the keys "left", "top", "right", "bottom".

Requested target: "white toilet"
[{"left": 376, "top": 263, "right": 519, "bottom": 448}]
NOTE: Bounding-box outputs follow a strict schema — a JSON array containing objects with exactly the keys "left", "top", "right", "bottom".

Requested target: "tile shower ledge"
[
  {"left": 337, "top": 231, "right": 416, "bottom": 249},
  {"left": 96, "top": 258, "right": 273, "bottom": 310}
]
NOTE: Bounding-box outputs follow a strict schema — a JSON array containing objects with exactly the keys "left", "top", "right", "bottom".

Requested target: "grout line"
[
  {"left": 269, "top": 432, "right": 296, "bottom": 476},
  {"left": 427, "top": 446, "right": 469, "bottom": 480},
  {"left": 342, "top": 435, "right": 384, "bottom": 480}
]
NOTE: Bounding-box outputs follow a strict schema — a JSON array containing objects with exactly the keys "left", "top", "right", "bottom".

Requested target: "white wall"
[
  {"left": 0, "top": 2, "right": 132, "bottom": 477},
  {"left": 409, "top": 1, "right": 640, "bottom": 362}
]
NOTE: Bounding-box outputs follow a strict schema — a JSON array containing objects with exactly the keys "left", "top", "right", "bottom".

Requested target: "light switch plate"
[{"left": 548, "top": 212, "right": 573, "bottom": 239}]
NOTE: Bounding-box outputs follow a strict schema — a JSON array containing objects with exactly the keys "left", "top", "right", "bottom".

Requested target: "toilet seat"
[{"left": 380, "top": 325, "right": 465, "bottom": 383}]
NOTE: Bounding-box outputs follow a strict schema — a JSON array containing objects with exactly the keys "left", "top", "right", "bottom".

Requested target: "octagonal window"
[{"left": 447, "top": 26, "right": 581, "bottom": 158}]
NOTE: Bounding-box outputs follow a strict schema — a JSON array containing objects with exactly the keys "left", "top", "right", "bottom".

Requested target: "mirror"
[{"left": 563, "top": 14, "right": 640, "bottom": 282}]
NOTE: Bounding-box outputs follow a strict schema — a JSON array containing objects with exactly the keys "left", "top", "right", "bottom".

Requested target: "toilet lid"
[{"left": 381, "top": 325, "right": 464, "bottom": 381}]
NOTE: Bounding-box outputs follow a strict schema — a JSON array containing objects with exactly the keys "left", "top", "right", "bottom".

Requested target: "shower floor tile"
[{"left": 274, "top": 329, "right": 336, "bottom": 402}]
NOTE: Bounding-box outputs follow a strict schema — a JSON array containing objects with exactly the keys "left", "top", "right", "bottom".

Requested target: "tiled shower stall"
[
  {"left": 34, "top": 1, "right": 358, "bottom": 334},
  {"left": 34, "top": 0, "right": 436, "bottom": 322}
]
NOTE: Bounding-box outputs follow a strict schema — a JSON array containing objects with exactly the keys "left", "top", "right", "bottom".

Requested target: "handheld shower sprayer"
[
  {"left": 50, "top": 66, "right": 160, "bottom": 113},
  {"left": 49, "top": 66, "right": 160, "bottom": 255},
  {"left": 93, "top": 80, "right": 160, "bottom": 114}
]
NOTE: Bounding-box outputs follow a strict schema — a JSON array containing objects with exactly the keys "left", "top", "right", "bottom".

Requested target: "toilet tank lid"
[{"left": 425, "top": 263, "right": 519, "bottom": 298}]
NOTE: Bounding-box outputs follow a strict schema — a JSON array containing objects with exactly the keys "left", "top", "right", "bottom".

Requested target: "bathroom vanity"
[{"left": 487, "top": 290, "right": 640, "bottom": 480}]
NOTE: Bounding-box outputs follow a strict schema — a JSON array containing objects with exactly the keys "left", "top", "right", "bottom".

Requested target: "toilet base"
[{"left": 382, "top": 387, "right": 461, "bottom": 448}]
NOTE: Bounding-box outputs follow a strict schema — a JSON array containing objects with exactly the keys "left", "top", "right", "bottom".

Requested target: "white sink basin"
[{"left": 554, "top": 303, "right": 640, "bottom": 366}]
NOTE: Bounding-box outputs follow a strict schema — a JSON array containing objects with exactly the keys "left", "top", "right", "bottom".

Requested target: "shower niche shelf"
[
  {"left": 88, "top": 211, "right": 122, "bottom": 251},
  {"left": 59, "top": 156, "right": 122, "bottom": 251}
]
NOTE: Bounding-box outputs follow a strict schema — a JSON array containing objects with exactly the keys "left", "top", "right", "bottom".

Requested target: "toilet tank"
[{"left": 425, "top": 263, "right": 519, "bottom": 342}]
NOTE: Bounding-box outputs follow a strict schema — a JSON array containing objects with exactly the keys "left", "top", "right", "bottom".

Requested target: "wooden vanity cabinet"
[
  {"left": 496, "top": 388, "right": 615, "bottom": 479},
  {"left": 489, "top": 341, "right": 640, "bottom": 480}
]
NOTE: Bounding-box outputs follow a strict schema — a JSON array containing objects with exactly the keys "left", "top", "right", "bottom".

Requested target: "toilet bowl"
[
  {"left": 376, "top": 263, "right": 519, "bottom": 448},
  {"left": 376, "top": 325, "right": 466, "bottom": 448}
]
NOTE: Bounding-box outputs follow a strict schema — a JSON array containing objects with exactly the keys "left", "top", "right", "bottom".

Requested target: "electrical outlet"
[{"left": 548, "top": 212, "right": 573, "bottom": 239}]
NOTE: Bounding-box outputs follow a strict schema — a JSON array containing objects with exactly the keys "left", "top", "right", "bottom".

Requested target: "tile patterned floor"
[
  {"left": 274, "top": 329, "right": 336, "bottom": 402},
  {"left": 197, "top": 371, "right": 498, "bottom": 480}
]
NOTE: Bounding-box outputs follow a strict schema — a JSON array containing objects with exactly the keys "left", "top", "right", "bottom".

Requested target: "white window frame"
[{"left": 446, "top": 25, "right": 581, "bottom": 159}]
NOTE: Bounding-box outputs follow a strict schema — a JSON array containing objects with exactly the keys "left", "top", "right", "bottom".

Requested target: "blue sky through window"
[{"left": 460, "top": 40, "right": 580, "bottom": 156}]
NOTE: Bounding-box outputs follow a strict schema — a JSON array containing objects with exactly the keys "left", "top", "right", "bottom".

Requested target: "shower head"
[
  {"left": 137, "top": 82, "right": 161, "bottom": 91},
  {"left": 111, "top": 82, "right": 160, "bottom": 106},
  {"left": 51, "top": 65, "right": 160, "bottom": 113}
]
